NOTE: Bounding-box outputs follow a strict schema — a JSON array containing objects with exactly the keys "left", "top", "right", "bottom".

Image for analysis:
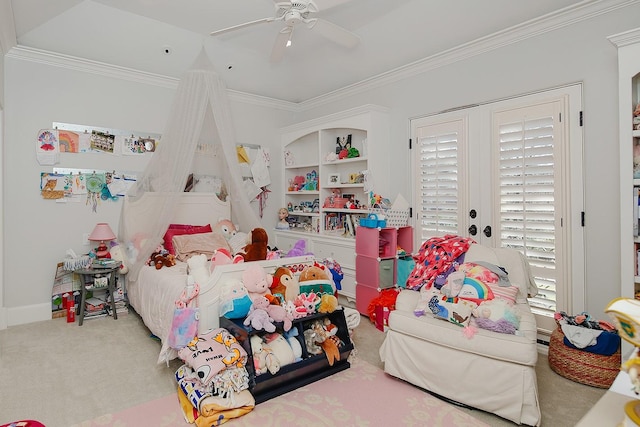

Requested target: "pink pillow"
[{"left": 163, "top": 224, "right": 212, "bottom": 255}]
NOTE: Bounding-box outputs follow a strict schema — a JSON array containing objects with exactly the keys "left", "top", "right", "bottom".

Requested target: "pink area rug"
[{"left": 76, "top": 358, "right": 488, "bottom": 426}]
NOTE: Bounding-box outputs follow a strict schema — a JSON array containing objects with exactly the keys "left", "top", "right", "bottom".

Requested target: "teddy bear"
[
  {"left": 242, "top": 227, "right": 269, "bottom": 262},
  {"left": 186, "top": 253, "right": 209, "bottom": 285},
  {"left": 243, "top": 296, "right": 276, "bottom": 332},
  {"left": 148, "top": 250, "right": 176, "bottom": 269},
  {"left": 242, "top": 264, "right": 273, "bottom": 302},
  {"left": 250, "top": 335, "right": 269, "bottom": 375}
]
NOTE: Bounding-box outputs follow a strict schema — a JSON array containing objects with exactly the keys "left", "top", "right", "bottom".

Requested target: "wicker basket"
[{"left": 547, "top": 327, "right": 621, "bottom": 388}]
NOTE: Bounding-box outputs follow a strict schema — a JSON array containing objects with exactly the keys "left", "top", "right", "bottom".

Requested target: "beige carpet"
[{"left": 0, "top": 307, "right": 606, "bottom": 427}]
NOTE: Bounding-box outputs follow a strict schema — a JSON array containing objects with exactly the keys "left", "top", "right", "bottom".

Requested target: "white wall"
[
  {"left": 289, "top": 3, "right": 640, "bottom": 321},
  {"left": 2, "top": 57, "right": 293, "bottom": 325}
]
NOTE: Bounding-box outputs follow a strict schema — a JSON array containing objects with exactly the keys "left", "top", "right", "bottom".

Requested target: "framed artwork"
[{"left": 327, "top": 173, "right": 340, "bottom": 186}]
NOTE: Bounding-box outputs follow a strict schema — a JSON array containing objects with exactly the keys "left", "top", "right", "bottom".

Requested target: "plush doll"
[
  {"left": 298, "top": 263, "right": 335, "bottom": 297},
  {"left": 265, "top": 302, "right": 293, "bottom": 332},
  {"left": 219, "top": 279, "right": 252, "bottom": 319},
  {"left": 271, "top": 266, "right": 299, "bottom": 303},
  {"left": 250, "top": 335, "right": 268, "bottom": 375},
  {"left": 243, "top": 296, "right": 276, "bottom": 333},
  {"left": 108, "top": 242, "right": 128, "bottom": 274},
  {"left": 284, "top": 300, "right": 307, "bottom": 320},
  {"left": 187, "top": 254, "right": 209, "bottom": 285},
  {"left": 472, "top": 298, "right": 521, "bottom": 334},
  {"left": 264, "top": 333, "right": 296, "bottom": 367},
  {"left": 283, "top": 327, "right": 303, "bottom": 362},
  {"left": 285, "top": 239, "right": 313, "bottom": 258},
  {"left": 148, "top": 250, "right": 176, "bottom": 269},
  {"left": 242, "top": 228, "right": 269, "bottom": 262},
  {"left": 210, "top": 248, "right": 244, "bottom": 274},
  {"left": 212, "top": 218, "right": 238, "bottom": 241},
  {"left": 242, "top": 264, "right": 273, "bottom": 302},
  {"left": 304, "top": 328, "right": 323, "bottom": 355},
  {"left": 317, "top": 293, "right": 339, "bottom": 314},
  {"left": 294, "top": 292, "right": 319, "bottom": 315}
]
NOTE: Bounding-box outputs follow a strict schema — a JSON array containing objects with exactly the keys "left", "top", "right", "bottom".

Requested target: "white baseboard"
[{"left": 7, "top": 302, "right": 51, "bottom": 326}]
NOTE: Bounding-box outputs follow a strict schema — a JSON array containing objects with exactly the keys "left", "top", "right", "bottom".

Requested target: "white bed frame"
[{"left": 126, "top": 192, "right": 316, "bottom": 361}]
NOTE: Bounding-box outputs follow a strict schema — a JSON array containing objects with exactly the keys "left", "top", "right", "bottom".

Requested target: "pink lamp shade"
[
  {"left": 88, "top": 223, "right": 116, "bottom": 259},
  {"left": 88, "top": 223, "right": 116, "bottom": 243}
]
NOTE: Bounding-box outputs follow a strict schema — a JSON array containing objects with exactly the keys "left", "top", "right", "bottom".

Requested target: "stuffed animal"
[
  {"left": 210, "top": 248, "right": 244, "bottom": 274},
  {"left": 187, "top": 253, "right": 209, "bottom": 285},
  {"left": 472, "top": 298, "right": 520, "bottom": 334},
  {"left": 285, "top": 239, "right": 313, "bottom": 258},
  {"left": 284, "top": 300, "right": 307, "bottom": 320},
  {"left": 243, "top": 296, "right": 276, "bottom": 332},
  {"left": 212, "top": 218, "right": 238, "bottom": 241},
  {"left": 148, "top": 250, "right": 176, "bottom": 269},
  {"left": 304, "top": 328, "right": 323, "bottom": 355},
  {"left": 317, "top": 293, "right": 339, "bottom": 314},
  {"left": 298, "top": 263, "right": 335, "bottom": 297},
  {"left": 294, "top": 292, "right": 319, "bottom": 315},
  {"left": 219, "top": 279, "right": 252, "bottom": 319},
  {"left": 266, "top": 303, "right": 293, "bottom": 332},
  {"left": 108, "top": 242, "right": 128, "bottom": 274},
  {"left": 283, "top": 328, "right": 303, "bottom": 362},
  {"left": 250, "top": 335, "right": 268, "bottom": 375},
  {"left": 271, "top": 266, "right": 299, "bottom": 303},
  {"left": 242, "top": 264, "right": 273, "bottom": 302},
  {"left": 264, "top": 333, "right": 296, "bottom": 367},
  {"left": 242, "top": 228, "right": 269, "bottom": 262}
]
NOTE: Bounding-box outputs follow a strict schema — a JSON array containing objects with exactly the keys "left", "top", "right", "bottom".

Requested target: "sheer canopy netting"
[{"left": 118, "top": 51, "right": 261, "bottom": 280}]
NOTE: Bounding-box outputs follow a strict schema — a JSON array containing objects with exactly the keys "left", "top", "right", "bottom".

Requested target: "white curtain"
[{"left": 118, "top": 50, "right": 261, "bottom": 280}]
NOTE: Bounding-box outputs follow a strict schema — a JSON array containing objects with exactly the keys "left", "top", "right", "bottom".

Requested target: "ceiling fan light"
[{"left": 286, "top": 28, "right": 294, "bottom": 47}]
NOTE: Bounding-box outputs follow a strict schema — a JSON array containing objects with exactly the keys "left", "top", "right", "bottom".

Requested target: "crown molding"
[
  {"left": 5, "top": 0, "right": 638, "bottom": 113},
  {"left": 298, "top": 0, "right": 639, "bottom": 111},
  {"left": 608, "top": 26, "right": 640, "bottom": 47},
  {"left": 5, "top": 45, "right": 298, "bottom": 111}
]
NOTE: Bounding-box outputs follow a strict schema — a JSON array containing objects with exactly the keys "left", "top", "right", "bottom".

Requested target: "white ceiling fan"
[{"left": 210, "top": 0, "right": 360, "bottom": 63}]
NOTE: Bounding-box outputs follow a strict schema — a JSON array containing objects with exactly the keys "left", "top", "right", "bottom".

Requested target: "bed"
[{"left": 124, "top": 192, "right": 315, "bottom": 364}]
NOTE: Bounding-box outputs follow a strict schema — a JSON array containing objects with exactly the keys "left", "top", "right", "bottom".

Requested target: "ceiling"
[{"left": 8, "top": 0, "right": 593, "bottom": 103}]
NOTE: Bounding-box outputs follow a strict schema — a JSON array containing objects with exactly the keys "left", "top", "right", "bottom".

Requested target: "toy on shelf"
[{"left": 276, "top": 208, "right": 290, "bottom": 230}]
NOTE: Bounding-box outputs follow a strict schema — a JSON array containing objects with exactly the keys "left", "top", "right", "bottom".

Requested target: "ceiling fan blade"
[
  {"left": 210, "top": 17, "right": 275, "bottom": 36},
  {"left": 307, "top": 18, "right": 359, "bottom": 48},
  {"left": 270, "top": 27, "right": 292, "bottom": 63}
]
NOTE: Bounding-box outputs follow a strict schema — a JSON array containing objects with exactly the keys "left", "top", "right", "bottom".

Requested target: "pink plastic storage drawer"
[
  {"left": 355, "top": 227, "right": 397, "bottom": 258},
  {"left": 356, "top": 256, "right": 395, "bottom": 289},
  {"left": 355, "top": 284, "right": 381, "bottom": 315}
]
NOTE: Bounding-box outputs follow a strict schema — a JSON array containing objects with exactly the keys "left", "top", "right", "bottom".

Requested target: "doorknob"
[
  {"left": 483, "top": 225, "right": 492, "bottom": 237},
  {"left": 469, "top": 209, "right": 477, "bottom": 219},
  {"left": 468, "top": 225, "right": 477, "bottom": 236}
]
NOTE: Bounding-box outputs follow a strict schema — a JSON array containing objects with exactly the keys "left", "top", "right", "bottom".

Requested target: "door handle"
[
  {"left": 483, "top": 225, "right": 492, "bottom": 237},
  {"left": 468, "top": 225, "right": 477, "bottom": 236}
]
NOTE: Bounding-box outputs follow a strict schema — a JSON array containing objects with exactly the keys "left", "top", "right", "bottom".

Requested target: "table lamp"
[{"left": 88, "top": 223, "right": 116, "bottom": 259}]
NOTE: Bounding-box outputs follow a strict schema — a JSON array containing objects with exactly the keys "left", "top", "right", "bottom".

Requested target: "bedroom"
[{"left": 1, "top": 0, "right": 640, "bottom": 425}]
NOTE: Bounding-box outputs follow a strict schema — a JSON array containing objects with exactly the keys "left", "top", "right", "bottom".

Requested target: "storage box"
[
  {"left": 359, "top": 213, "right": 386, "bottom": 228},
  {"left": 356, "top": 256, "right": 395, "bottom": 289},
  {"left": 355, "top": 284, "right": 381, "bottom": 315}
]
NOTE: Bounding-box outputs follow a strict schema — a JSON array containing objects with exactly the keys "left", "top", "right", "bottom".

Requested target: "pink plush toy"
[
  {"left": 266, "top": 303, "right": 293, "bottom": 332},
  {"left": 243, "top": 296, "right": 276, "bottom": 332},
  {"left": 210, "top": 248, "right": 244, "bottom": 274},
  {"left": 242, "top": 264, "right": 273, "bottom": 302},
  {"left": 294, "top": 292, "right": 319, "bottom": 315}
]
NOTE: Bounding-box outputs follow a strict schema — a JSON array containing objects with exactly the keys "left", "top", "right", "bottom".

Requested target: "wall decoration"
[
  {"left": 58, "top": 130, "right": 79, "bottom": 153},
  {"left": 36, "top": 129, "right": 60, "bottom": 165},
  {"left": 335, "top": 134, "right": 352, "bottom": 154},
  {"left": 90, "top": 130, "right": 115, "bottom": 153}
]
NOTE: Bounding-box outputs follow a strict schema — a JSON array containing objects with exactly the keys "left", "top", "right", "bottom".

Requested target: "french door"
[{"left": 410, "top": 84, "right": 584, "bottom": 334}]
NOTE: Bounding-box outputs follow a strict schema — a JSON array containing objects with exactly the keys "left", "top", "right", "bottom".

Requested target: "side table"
[{"left": 75, "top": 265, "right": 120, "bottom": 326}]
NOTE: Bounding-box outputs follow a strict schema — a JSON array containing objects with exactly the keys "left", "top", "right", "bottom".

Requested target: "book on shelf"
[{"left": 635, "top": 187, "right": 640, "bottom": 237}]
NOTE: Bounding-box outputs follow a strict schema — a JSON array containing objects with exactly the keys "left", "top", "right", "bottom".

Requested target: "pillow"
[
  {"left": 457, "top": 277, "right": 494, "bottom": 305},
  {"left": 172, "top": 232, "right": 231, "bottom": 262},
  {"left": 415, "top": 287, "right": 477, "bottom": 327},
  {"left": 487, "top": 283, "right": 520, "bottom": 304},
  {"left": 163, "top": 224, "right": 212, "bottom": 255}
]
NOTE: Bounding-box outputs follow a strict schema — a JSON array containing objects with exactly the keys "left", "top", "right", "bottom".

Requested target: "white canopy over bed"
[{"left": 118, "top": 50, "right": 261, "bottom": 279}]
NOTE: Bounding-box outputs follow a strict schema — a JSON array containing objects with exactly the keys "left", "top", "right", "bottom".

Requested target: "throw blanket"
[{"left": 406, "top": 235, "right": 475, "bottom": 291}]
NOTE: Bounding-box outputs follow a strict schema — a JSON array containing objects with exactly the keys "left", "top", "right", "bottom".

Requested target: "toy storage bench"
[{"left": 220, "top": 308, "right": 353, "bottom": 404}]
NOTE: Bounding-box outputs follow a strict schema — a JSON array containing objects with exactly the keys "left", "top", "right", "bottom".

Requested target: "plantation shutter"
[
  {"left": 493, "top": 101, "right": 564, "bottom": 317},
  {"left": 413, "top": 119, "right": 466, "bottom": 241}
]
